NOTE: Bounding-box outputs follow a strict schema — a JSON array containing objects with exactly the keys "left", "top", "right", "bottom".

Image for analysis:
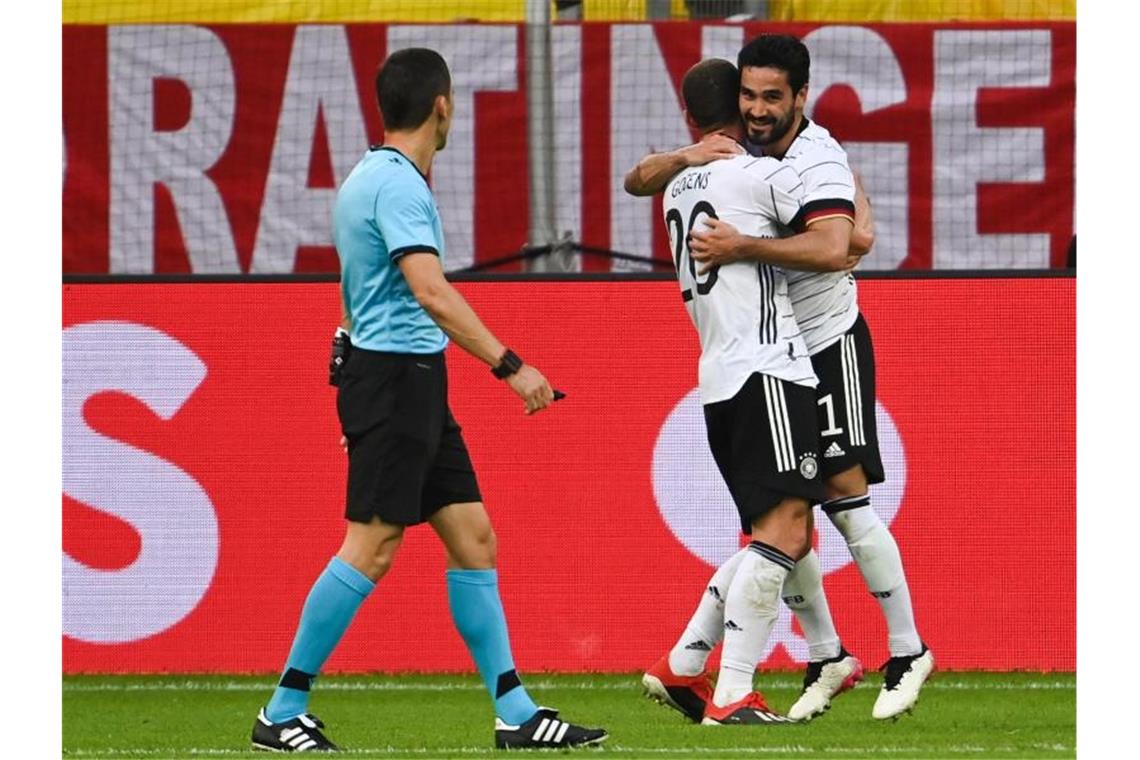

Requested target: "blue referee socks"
[
  {"left": 447, "top": 569, "right": 540, "bottom": 725},
  {"left": 265, "top": 557, "right": 375, "bottom": 723}
]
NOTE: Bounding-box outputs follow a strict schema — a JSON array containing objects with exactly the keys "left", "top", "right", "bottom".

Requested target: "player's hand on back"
[
  {"left": 842, "top": 251, "right": 865, "bottom": 272},
  {"left": 690, "top": 218, "right": 745, "bottom": 274},
  {"left": 507, "top": 365, "right": 555, "bottom": 415},
  {"left": 681, "top": 134, "right": 742, "bottom": 167}
]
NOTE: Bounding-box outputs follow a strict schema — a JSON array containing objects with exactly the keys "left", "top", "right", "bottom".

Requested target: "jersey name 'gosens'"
[{"left": 663, "top": 152, "right": 817, "bottom": 405}]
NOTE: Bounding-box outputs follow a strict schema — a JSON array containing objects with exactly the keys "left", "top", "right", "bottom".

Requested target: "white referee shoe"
[
  {"left": 873, "top": 645, "right": 935, "bottom": 720},
  {"left": 787, "top": 648, "right": 864, "bottom": 722}
]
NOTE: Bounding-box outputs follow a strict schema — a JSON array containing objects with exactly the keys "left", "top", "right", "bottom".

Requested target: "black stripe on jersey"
[
  {"left": 769, "top": 186, "right": 783, "bottom": 225},
  {"left": 389, "top": 245, "right": 439, "bottom": 263},
  {"left": 789, "top": 198, "right": 856, "bottom": 232},
  {"left": 799, "top": 306, "right": 856, "bottom": 334},
  {"left": 765, "top": 267, "right": 779, "bottom": 343},
  {"left": 790, "top": 282, "right": 838, "bottom": 306},
  {"left": 794, "top": 313, "right": 832, "bottom": 331},
  {"left": 796, "top": 160, "right": 851, "bottom": 176},
  {"left": 779, "top": 327, "right": 807, "bottom": 343},
  {"left": 757, "top": 264, "right": 775, "bottom": 343},
  {"left": 796, "top": 319, "right": 831, "bottom": 336},
  {"left": 786, "top": 271, "right": 854, "bottom": 291},
  {"left": 763, "top": 164, "right": 798, "bottom": 182},
  {"left": 682, "top": 290, "right": 693, "bottom": 303}
]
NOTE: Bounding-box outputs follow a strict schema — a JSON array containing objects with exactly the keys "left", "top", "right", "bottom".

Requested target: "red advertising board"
[
  {"left": 62, "top": 277, "right": 1075, "bottom": 673},
  {"left": 62, "top": 22, "right": 1075, "bottom": 274}
]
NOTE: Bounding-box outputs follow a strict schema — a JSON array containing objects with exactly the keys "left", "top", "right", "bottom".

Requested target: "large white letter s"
[{"left": 63, "top": 321, "right": 219, "bottom": 644}]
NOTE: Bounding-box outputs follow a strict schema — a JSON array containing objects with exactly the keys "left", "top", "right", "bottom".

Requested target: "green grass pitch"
[{"left": 63, "top": 672, "right": 1074, "bottom": 758}]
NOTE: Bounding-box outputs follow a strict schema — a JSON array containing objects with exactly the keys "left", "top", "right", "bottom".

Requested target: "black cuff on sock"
[
  {"left": 748, "top": 540, "right": 795, "bottom": 571},
  {"left": 822, "top": 494, "right": 870, "bottom": 515},
  {"left": 279, "top": 668, "right": 316, "bottom": 692},
  {"left": 496, "top": 669, "right": 522, "bottom": 698}
]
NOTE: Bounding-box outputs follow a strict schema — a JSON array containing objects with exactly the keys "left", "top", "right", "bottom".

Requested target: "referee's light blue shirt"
[{"left": 333, "top": 146, "right": 448, "bottom": 354}]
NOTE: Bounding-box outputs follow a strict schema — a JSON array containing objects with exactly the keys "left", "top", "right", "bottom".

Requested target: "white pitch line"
[
  {"left": 61, "top": 744, "right": 1075, "bottom": 757},
  {"left": 62, "top": 678, "right": 1076, "bottom": 693}
]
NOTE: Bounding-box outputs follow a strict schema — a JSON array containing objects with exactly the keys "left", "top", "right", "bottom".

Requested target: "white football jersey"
[
  {"left": 663, "top": 152, "right": 817, "bottom": 405},
  {"left": 759, "top": 120, "right": 860, "bottom": 355}
]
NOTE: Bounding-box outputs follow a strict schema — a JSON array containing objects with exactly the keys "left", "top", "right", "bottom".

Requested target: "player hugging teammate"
[{"left": 627, "top": 34, "right": 934, "bottom": 725}]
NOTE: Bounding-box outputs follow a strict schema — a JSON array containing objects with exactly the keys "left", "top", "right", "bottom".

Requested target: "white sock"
[
  {"left": 713, "top": 542, "right": 792, "bottom": 707},
  {"left": 668, "top": 548, "right": 748, "bottom": 676},
  {"left": 827, "top": 498, "right": 923, "bottom": 657},
  {"left": 782, "top": 549, "right": 842, "bottom": 661}
]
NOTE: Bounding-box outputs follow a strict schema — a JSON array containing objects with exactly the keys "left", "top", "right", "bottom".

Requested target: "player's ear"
[
  {"left": 794, "top": 84, "right": 808, "bottom": 111},
  {"left": 683, "top": 109, "right": 697, "bottom": 130}
]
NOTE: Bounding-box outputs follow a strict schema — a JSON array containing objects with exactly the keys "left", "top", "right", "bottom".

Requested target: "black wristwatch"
[{"left": 491, "top": 349, "right": 523, "bottom": 379}]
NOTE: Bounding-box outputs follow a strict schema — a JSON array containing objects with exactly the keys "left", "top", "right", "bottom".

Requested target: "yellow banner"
[
  {"left": 63, "top": 0, "right": 528, "bottom": 24},
  {"left": 63, "top": 0, "right": 1075, "bottom": 24},
  {"left": 768, "top": 0, "right": 1075, "bottom": 21}
]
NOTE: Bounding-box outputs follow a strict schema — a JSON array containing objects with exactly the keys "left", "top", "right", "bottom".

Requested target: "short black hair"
[
  {"left": 681, "top": 59, "right": 740, "bottom": 131},
  {"left": 375, "top": 48, "right": 452, "bottom": 131},
  {"left": 737, "top": 34, "right": 810, "bottom": 95}
]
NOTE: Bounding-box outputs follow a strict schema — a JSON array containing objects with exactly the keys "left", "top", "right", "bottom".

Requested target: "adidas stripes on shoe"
[
  {"left": 251, "top": 708, "right": 338, "bottom": 752},
  {"left": 700, "top": 692, "right": 795, "bottom": 725},
  {"left": 494, "top": 707, "right": 608, "bottom": 749}
]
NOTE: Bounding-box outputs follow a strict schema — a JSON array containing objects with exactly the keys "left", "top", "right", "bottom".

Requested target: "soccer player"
[
  {"left": 628, "top": 35, "right": 933, "bottom": 723},
  {"left": 647, "top": 57, "right": 827, "bottom": 725},
  {"left": 250, "top": 48, "right": 607, "bottom": 752}
]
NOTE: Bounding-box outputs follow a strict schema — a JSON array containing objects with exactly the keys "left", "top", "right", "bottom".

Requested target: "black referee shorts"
[{"left": 336, "top": 348, "right": 482, "bottom": 525}]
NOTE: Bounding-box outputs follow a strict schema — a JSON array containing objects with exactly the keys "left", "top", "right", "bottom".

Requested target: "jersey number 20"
[{"left": 666, "top": 201, "right": 720, "bottom": 302}]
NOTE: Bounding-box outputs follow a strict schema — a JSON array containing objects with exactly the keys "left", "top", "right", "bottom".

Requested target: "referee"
[{"left": 251, "top": 48, "right": 606, "bottom": 752}]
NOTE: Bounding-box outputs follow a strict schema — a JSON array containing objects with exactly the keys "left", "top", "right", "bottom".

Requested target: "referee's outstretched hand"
[{"left": 506, "top": 364, "right": 555, "bottom": 415}]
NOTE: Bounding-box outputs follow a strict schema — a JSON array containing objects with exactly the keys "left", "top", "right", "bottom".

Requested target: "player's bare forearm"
[
  {"left": 624, "top": 151, "right": 689, "bottom": 197},
  {"left": 735, "top": 230, "right": 848, "bottom": 272},
  {"left": 690, "top": 217, "right": 851, "bottom": 273},
  {"left": 624, "top": 136, "right": 741, "bottom": 197}
]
